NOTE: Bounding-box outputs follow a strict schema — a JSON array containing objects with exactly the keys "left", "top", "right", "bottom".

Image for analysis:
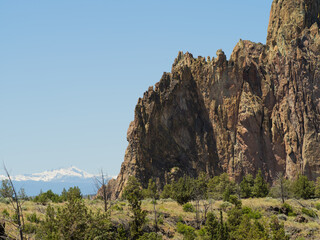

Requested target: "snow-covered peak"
[{"left": 11, "top": 166, "right": 96, "bottom": 182}]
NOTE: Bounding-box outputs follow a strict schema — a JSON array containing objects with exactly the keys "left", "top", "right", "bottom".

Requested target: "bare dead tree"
[
  {"left": 94, "top": 169, "right": 109, "bottom": 213},
  {"left": 3, "top": 165, "right": 24, "bottom": 240},
  {"left": 202, "top": 200, "right": 210, "bottom": 224},
  {"left": 274, "top": 172, "right": 290, "bottom": 204}
]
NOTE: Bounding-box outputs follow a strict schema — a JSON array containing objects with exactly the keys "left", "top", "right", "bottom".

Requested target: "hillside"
[{"left": 2, "top": 198, "right": 320, "bottom": 239}]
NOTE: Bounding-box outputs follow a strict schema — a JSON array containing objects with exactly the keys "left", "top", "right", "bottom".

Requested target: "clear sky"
[{"left": 0, "top": 0, "right": 272, "bottom": 177}]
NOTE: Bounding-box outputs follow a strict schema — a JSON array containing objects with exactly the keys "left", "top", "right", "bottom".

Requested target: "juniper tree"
[
  {"left": 123, "top": 176, "right": 147, "bottom": 239},
  {"left": 252, "top": 170, "right": 269, "bottom": 198}
]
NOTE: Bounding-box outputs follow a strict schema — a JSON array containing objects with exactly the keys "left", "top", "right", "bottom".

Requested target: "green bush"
[
  {"left": 229, "top": 195, "right": 242, "bottom": 208},
  {"left": 1, "top": 209, "right": 9, "bottom": 218},
  {"left": 242, "top": 207, "right": 262, "bottom": 219},
  {"left": 33, "top": 190, "right": 61, "bottom": 204},
  {"left": 176, "top": 222, "right": 196, "bottom": 240},
  {"left": 220, "top": 202, "right": 232, "bottom": 211},
  {"left": 23, "top": 223, "right": 37, "bottom": 234},
  {"left": 177, "top": 215, "right": 184, "bottom": 223},
  {"left": 173, "top": 176, "right": 195, "bottom": 205},
  {"left": 183, "top": 202, "right": 195, "bottom": 212},
  {"left": 112, "top": 204, "right": 123, "bottom": 211},
  {"left": 157, "top": 213, "right": 164, "bottom": 225},
  {"left": 282, "top": 202, "right": 296, "bottom": 216},
  {"left": 293, "top": 175, "right": 315, "bottom": 199},
  {"left": 37, "top": 201, "right": 115, "bottom": 239},
  {"left": 160, "top": 184, "right": 173, "bottom": 199},
  {"left": 252, "top": 170, "right": 269, "bottom": 197},
  {"left": 207, "top": 173, "right": 236, "bottom": 200},
  {"left": 315, "top": 203, "right": 320, "bottom": 210},
  {"left": 240, "top": 174, "right": 254, "bottom": 198},
  {"left": 302, "top": 208, "right": 317, "bottom": 218},
  {"left": 27, "top": 213, "right": 40, "bottom": 223},
  {"left": 138, "top": 232, "right": 162, "bottom": 240}
]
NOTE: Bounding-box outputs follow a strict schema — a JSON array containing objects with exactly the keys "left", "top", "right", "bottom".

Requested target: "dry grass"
[{"left": 0, "top": 198, "right": 319, "bottom": 239}]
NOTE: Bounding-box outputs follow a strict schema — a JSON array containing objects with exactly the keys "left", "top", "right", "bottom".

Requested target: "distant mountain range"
[{"left": 0, "top": 166, "right": 112, "bottom": 197}]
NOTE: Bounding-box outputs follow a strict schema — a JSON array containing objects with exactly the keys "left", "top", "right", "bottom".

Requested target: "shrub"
[
  {"left": 23, "top": 223, "right": 37, "bottom": 234},
  {"left": 173, "top": 175, "right": 195, "bottom": 205},
  {"left": 315, "top": 177, "right": 320, "bottom": 198},
  {"left": 242, "top": 207, "right": 262, "bottom": 219},
  {"left": 1, "top": 209, "right": 9, "bottom": 218},
  {"left": 138, "top": 232, "right": 162, "bottom": 240},
  {"left": 37, "top": 201, "right": 114, "bottom": 239},
  {"left": 252, "top": 170, "right": 269, "bottom": 197},
  {"left": 220, "top": 202, "right": 232, "bottom": 211},
  {"left": 315, "top": 203, "right": 320, "bottom": 210},
  {"left": 66, "top": 186, "right": 82, "bottom": 201},
  {"left": 240, "top": 174, "right": 254, "bottom": 198},
  {"left": 183, "top": 202, "right": 195, "bottom": 212},
  {"left": 112, "top": 204, "right": 123, "bottom": 211},
  {"left": 302, "top": 208, "right": 317, "bottom": 218},
  {"left": 27, "top": 213, "right": 40, "bottom": 223},
  {"left": 202, "top": 212, "right": 220, "bottom": 239},
  {"left": 269, "top": 216, "right": 289, "bottom": 240},
  {"left": 176, "top": 222, "right": 196, "bottom": 240},
  {"left": 281, "top": 202, "right": 296, "bottom": 216},
  {"left": 293, "top": 175, "right": 315, "bottom": 199},
  {"left": 229, "top": 195, "right": 242, "bottom": 208},
  {"left": 207, "top": 173, "right": 236, "bottom": 200},
  {"left": 33, "top": 190, "right": 61, "bottom": 204},
  {"left": 160, "top": 184, "right": 173, "bottom": 199},
  {"left": 177, "top": 215, "right": 184, "bottom": 223},
  {"left": 157, "top": 213, "right": 164, "bottom": 225}
]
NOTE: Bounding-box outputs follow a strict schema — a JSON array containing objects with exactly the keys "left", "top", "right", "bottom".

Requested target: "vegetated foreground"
[
  {"left": 2, "top": 173, "right": 320, "bottom": 240},
  {"left": 1, "top": 197, "right": 320, "bottom": 240}
]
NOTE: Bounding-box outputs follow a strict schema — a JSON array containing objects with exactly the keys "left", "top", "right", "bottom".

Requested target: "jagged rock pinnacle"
[
  {"left": 267, "top": 0, "right": 320, "bottom": 54},
  {"left": 104, "top": 0, "right": 320, "bottom": 200}
]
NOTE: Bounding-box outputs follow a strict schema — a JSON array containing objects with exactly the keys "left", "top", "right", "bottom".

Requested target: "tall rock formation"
[{"left": 106, "top": 0, "right": 320, "bottom": 199}]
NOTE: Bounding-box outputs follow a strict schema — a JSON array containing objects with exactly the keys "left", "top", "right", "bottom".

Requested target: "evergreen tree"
[
  {"left": 293, "top": 175, "right": 315, "bottom": 199},
  {"left": 66, "top": 186, "right": 82, "bottom": 201},
  {"left": 60, "top": 188, "right": 68, "bottom": 202},
  {"left": 240, "top": 174, "right": 254, "bottom": 198},
  {"left": 218, "top": 210, "right": 228, "bottom": 240},
  {"left": 195, "top": 172, "right": 208, "bottom": 200},
  {"left": 315, "top": 177, "right": 320, "bottom": 198},
  {"left": 207, "top": 173, "right": 236, "bottom": 200},
  {"left": 146, "top": 179, "right": 159, "bottom": 232},
  {"left": 205, "top": 212, "right": 219, "bottom": 240},
  {"left": 0, "top": 180, "right": 13, "bottom": 198},
  {"left": 123, "top": 176, "right": 147, "bottom": 239},
  {"left": 172, "top": 175, "right": 195, "bottom": 205},
  {"left": 269, "top": 216, "right": 289, "bottom": 240},
  {"left": 252, "top": 170, "right": 269, "bottom": 197},
  {"left": 160, "top": 184, "right": 173, "bottom": 199}
]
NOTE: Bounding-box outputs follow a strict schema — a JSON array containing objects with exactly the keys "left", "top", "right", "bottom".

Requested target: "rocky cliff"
[{"left": 106, "top": 0, "right": 320, "bottom": 199}]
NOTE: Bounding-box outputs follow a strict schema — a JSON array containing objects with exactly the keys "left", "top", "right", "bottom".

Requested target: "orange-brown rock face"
[{"left": 106, "top": 0, "right": 320, "bottom": 199}]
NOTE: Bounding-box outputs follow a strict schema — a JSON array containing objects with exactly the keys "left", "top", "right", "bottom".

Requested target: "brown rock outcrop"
[{"left": 106, "top": 0, "right": 320, "bottom": 199}]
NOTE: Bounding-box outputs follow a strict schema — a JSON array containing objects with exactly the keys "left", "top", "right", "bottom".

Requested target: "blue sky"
[{"left": 0, "top": 0, "right": 272, "bottom": 176}]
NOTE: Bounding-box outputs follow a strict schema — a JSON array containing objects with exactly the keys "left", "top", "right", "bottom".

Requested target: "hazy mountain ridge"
[
  {"left": 0, "top": 166, "right": 111, "bottom": 196},
  {"left": 5, "top": 166, "right": 95, "bottom": 182}
]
